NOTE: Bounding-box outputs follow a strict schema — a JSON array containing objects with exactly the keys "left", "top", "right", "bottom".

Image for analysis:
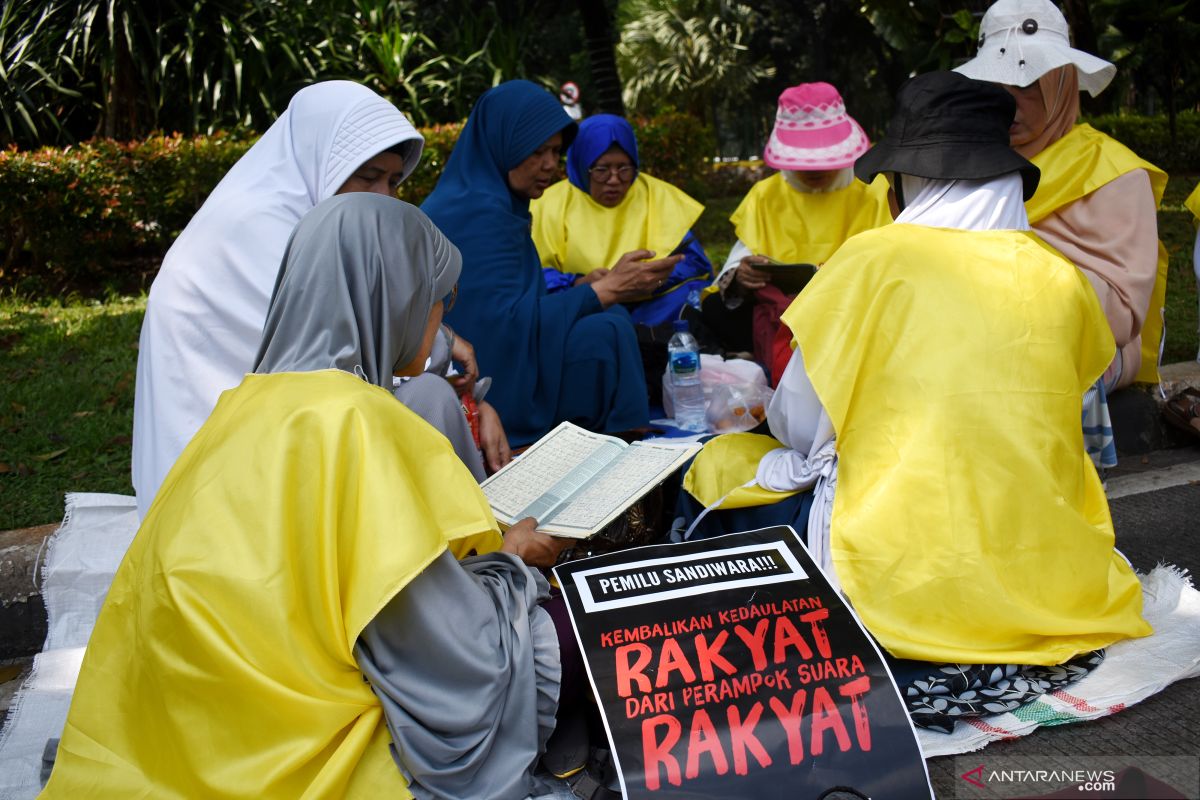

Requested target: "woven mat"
[{"left": 917, "top": 564, "right": 1200, "bottom": 757}]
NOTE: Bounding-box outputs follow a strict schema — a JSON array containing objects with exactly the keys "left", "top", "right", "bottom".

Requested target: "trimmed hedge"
[
  {"left": 1, "top": 114, "right": 714, "bottom": 293},
  {"left": 1, "top": 133, "right": 253, "bottom": 289},
  {"left": 1085, "top": 112, "right": 1200, "bottom": 173}
]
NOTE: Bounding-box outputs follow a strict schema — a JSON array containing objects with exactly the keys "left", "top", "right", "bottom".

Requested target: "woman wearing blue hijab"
[
  {"left": 531, "top": 114, "right": 713, "bottom": 327},
  {"left": 423, "top": 81, "right": 655, "bottom": 446}
]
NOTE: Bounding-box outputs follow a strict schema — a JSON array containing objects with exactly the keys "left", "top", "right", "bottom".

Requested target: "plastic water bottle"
[
  {"left": 686, "top": 286, "right": 702, "bottom": 311},
  {"left": 668, "top": 319, "right": 706, "bottom": 432}
]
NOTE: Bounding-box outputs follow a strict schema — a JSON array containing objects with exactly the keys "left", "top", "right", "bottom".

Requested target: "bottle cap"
[{"left": 672, "top": 319, "right": 690, "bottom": 332}]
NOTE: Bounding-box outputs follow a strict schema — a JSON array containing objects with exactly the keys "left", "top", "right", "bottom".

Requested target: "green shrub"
[
  {"left": 1085, "top": 112, "right": 1200, "bottom": 173},
  {"left": 396, "top": 122, "right": 462, "bottom": 206},
  {"left": 0, "top": 113, "right": 716, "bottom": 293},
  {"left": 632, "top": 112, "right": 716, "bottom": 197},
  {"left": 0, "top": 134, "right": 251, "bottom": 291}
]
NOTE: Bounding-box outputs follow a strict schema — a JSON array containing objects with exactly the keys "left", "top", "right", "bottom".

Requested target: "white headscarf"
[
  {"left": 132, "top": 81, "right": 423, "bottom": 519},
  {"left": 781, "top": 166, "right": 855, "bottom": 194},
  {"left": 894, "top": 172, "right": 1030, "bottom": 230}
]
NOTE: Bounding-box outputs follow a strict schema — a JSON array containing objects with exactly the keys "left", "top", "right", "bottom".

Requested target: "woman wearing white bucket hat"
[{"left": 956, "top": 0, "right": 1169, "bottom": 393}]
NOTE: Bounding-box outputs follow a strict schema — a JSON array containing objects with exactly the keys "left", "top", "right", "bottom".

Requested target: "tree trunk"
[
  {"left": 98, "top": 20, "right": 141, "bottom": 139},
  {"left": 576, "top": 0, "right": 624, "bottom": 115},
  {"left": 1061, "top": 0, "right": 1106, "bottom": 115}
]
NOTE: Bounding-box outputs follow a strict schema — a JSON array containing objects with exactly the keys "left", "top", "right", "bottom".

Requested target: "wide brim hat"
[
  {"left": 763, "top": 82, "right": 870, "bottom": 171},
  {"left": 955, "top": 0, "right": 1115, "bottom": 97},
  {"left": 854, "top": 71, "right": 1040, "bottom": 200}
]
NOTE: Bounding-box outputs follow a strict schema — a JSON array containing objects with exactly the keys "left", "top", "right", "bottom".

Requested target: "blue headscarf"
[
  {"left": 424, "top": 81, "right": 616, "bottom": 445},
  {"left": 565, "top": 114, "right": 640, "bottom": 193}
]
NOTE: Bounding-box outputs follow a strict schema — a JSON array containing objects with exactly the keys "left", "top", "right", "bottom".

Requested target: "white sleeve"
[
  {"left": 766, "top": 347, "right": 834, "bottom": 457},
  {"left": 718, "top": 239, "right": 753, "bottom": 283}
]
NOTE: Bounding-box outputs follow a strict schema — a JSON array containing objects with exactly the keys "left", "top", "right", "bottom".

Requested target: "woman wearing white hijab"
[{"left": 133, "top": 81, "right": 505, "bottom": 519}]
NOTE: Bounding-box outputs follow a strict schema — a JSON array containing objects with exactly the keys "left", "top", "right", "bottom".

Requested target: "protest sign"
[{"left": 553, "top": 526, "right": 933, "bottom": 799}]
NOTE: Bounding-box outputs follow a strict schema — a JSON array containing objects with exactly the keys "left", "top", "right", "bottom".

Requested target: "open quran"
[{"left": 481, "top": 422, "right": 701, "bottom": 539}]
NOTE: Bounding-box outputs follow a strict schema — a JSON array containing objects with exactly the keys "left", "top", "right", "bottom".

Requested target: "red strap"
[{"left": 459, "top": 391, "right": 482, "bottom": 447}]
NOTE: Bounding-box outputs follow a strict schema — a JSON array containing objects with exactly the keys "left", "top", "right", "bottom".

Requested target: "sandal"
[
  {"left": 1163, "top": 387, "right": 1200, "bottom": 441},
  {"left": 566, "top": 747, "right": 622, "bottom": 800}
]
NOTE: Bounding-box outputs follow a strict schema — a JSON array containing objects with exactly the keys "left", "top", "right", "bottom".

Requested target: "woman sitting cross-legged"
[
  {"left": 531, "top": 113, "right": 713, "bottom": 328},
  {"left": 699, "top": 82, "right": 891, "bottom": 375},
  {"left": 42, "top": 194, "right": 580, "bottom": 799},
  {"left": 423, "top": 80, "right": 656, "bottom": 447},
  {"left": 675, "top": 71, "right": 1151, "bottom": 732}
]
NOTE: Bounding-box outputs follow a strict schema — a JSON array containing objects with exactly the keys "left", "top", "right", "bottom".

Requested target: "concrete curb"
[{"left": 0, "top": 524, "right": 53, "bottom": 659}]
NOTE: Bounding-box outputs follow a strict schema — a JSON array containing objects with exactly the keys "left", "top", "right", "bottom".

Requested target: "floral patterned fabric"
[{"left": 893, "top": 651, "right": 1106, "bottom": 733}]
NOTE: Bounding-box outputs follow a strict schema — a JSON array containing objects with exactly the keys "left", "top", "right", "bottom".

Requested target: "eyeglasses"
[
  {"left": 588, "top": 164, "right": 635, "bottom": 182},
  {"left": 442, "top": 283, "right": 458, "bottom": 313}
]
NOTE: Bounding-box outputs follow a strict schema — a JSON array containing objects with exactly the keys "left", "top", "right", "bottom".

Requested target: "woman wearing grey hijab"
[{"left": 47, "top": 193, "right": 574, "bottom": 799}]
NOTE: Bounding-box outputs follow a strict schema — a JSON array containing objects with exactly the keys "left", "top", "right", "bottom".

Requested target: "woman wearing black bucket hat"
[{"left": 675, "top": 71, "right": 1149, "bottom": 732}]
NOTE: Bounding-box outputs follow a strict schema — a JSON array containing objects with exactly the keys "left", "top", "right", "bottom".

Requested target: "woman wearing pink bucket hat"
[{"left": 700, "top": 82, "right": 890, "bottom": 382}]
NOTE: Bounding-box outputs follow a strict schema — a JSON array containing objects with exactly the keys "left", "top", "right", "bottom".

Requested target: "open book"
[{"left": 481, "top": 422, "right": 702, "bottom": 539}]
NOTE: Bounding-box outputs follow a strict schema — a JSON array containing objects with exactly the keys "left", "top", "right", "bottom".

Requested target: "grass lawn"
[
  {"left": 1159, "top": 174, "right": 1200, "bottom": 364},
  {"left": 1, "top": 295, "right": 143, "bottom": 530},
  {"left": 2, "top": 182, "right": 1197, "bottom": 530}
]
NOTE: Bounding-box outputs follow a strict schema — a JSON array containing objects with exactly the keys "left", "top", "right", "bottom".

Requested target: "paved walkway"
[{"left": 926, "top": 443, "right": 1200, "bottom": 797}]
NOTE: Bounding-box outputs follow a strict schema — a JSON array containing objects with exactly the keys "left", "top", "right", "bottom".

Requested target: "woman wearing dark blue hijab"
[
  {"left": 531, "top": 114, "right": 713, "bottom": 327},
  {"left": 423, "top": 80, "right": 654, "bottom": 446}
]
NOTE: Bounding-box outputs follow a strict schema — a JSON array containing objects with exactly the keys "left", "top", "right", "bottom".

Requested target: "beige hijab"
[
  {"left": 1015, "top": 65, "right": 1080, "bottom": 159},
  {"left": 1017, "top": 65, "right": 1159, "bottom": 388}
]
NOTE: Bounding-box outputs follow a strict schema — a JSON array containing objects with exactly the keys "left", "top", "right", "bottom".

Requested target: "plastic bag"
[
  {"left": 662, "top": 355, "right": 769, "bottom": 430},
  {"left": 705, "top": 382, "right": 774, "bottom": 433}
]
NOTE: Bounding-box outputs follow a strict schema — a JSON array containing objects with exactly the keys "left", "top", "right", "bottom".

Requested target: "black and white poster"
[{"left": 553, "top": 526, "right": 934, "bottom": 799}]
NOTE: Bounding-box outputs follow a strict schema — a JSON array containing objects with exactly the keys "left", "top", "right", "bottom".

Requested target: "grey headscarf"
[{"left": 253, "top": 193, "right": 461, "bottom": 386}]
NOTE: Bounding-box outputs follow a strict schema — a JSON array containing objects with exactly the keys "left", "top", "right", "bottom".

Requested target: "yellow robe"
[
  {"left": 1026, "top": 123, "right": 1169, "bottom": 384},
  {"left": 687, "top": 226, "right": 1150, "bottom": 665},
  {"left": 42, "top": 370, "right": 502, "bottom": 799},
  {"left": 729, "top": 172, "right": 892, "bottom": 264},
  {"left": 530, "top": 173, "right": 703, "bottom": 275}
]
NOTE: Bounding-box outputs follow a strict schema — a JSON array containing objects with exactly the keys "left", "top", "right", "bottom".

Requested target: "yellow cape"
[
  {"left": 790, "top": 225, "right": 1148, "bottom": 664},
  {"left": 682, "top": 432, "right": 802, "bottom": 509},
  {"left": 685, "top": 226, "right": 1150, "bottom": 665},
  {"left": 1027, "top": 123, "right": 1169, "bottom": 384},
  {"left": 43, "top": 370, "right": 502, "bottom": 798},
  {"left": 730, "top": 172, "right": 892, "bottom": 264},
  {"left": 1186, "top": 182, "right": 1200, "bottom": 223},
  {"left": 530, "top": 173, "right": 704, "bottom": 275}
]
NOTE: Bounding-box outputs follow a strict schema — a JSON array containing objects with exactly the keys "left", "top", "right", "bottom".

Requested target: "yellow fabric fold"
[
  {"left": 1027, "top": 123, "right": 1169, "bottom": 384},
  {"left": 730, "top": 173, "right": 892, "bottom": 264},
  {"left": 1186, "top": 182, "right": 1200, "bottom": 223},
  {"left": 43, "top": 370, "right": 502, "bottom": 798},
  {"left": 530, "top": 173, "right": 704, "bottom": 274},
  {"left": 780, "top": 225, "right": 1149, "bottom": 665},
  {"left": 681, "top": 432, "right": 801, "bottom": 509}
]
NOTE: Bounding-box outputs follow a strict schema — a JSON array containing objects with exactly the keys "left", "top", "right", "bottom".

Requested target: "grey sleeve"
[
  {"left": 392, "top": 373, "right": 486, "bottom": 482},
  {"left": 355, "top": 550, "right": 561, "bottom": 800}
]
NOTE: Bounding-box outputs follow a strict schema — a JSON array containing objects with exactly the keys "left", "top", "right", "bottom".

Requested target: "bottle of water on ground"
[{"left": 668, "top": 319, "right": 706, "bottom": 432}]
